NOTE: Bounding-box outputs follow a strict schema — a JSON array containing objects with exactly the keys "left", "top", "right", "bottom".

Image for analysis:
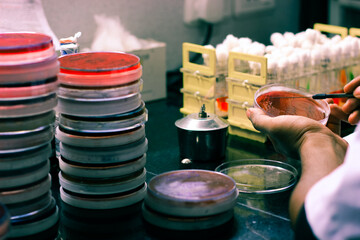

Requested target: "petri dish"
[
  {"left": 0, "top": 160, "right": 49, "bottom": 189},
  {"left": 60, "top": 183, "right": 147, "bottom": 210},
  {"left": 58, "top": 79, "right": 143, "bottom": 99},
  {"left": 0, "top": 110, "right": 55, "bottom": 132},
  {"left": 145, "top": 170, "right": 238, "bottom": 217},
  {"left": 59, "top": 138, "right": 148, "bottom": 164},
  {"left": 56, "top": 92, "right": 142, "bottom": 117},
  {"left": 0, "top": 125, "right": 53, "bottom": 153},
  {"left": 215, "top": 159, "right": 298, "bottom": 194},
  {"left": 58, "top": 101, "right": 147, "bottom": 133},
  {"left": 0, "top": 32, "right": 55, "bottom": 65},
  {"left": 0, "top": 174, "right": 51, "bottom": 204},
  {"left": 58, "top": 52, "right": 142, "bottom": 87},
  {"left": 0, "top": 92, "right": 57, "bottom": 118},
  {"left": 59, "top": 168, "right": 146, "bottom": 195},
  {"left": 254, "top": 84, "right": 330, "bottom": 125},
  {"left": 56, "top": 124, "right": 145, "bottom": 148},
  {"left": 59, "top": 154, "right": 146, "bottom": 179},
  {"left": 0, "top": 143, "right": 51, "bottom": 171}
]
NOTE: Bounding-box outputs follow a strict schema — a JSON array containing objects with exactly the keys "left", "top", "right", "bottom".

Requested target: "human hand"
[
  {"left": 342, "top": 75, "right": 360, "bottom": 124},
  {"left": 246, "top": 107, "right": 340, "bottom": 159},
  {"left": 326, "top": 99, "right": 349, "bottom": 135}
]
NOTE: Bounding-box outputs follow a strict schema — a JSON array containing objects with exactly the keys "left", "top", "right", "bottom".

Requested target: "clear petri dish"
[
  {"left": 59, "top": 137, "right": 148, "bottom": 164},
  {"left": 145, "top": 170, "right": 238, "bottom": 217},
  {"left": 254, "top": 84, "right": 330, "bottom": 125},
  {"left": 56, "top": 92, "right": 142, "bottom": 117},
  {"left": 60, "top": 183, "right": 147, "bottom": 210},
  {"left": 58, "top": 101, "right": 147, "bottom": 133},
  {"left": 0, "top": 92, "right": 57, "bottom": 118},
  {"left": 58, "top": 52, "right": 142, "bottom": 87},
  {"left": 0, "top": 110, "right": 55, "bottom": 132},
  {"left": 0, "top": 125, "right": 53, "bottom": 153},
  {"left": 0, "top": 174, "right": 52, "bottom": 204},
  {"left": 215, "top": 159, "right": 298, "bottom": 194},
  {"left": 58, "top": 79, "right": 143, "bottom": 99},
  {"left": 56, "top": 124, "right": 145, "bottom": 148},
  {"left": 59, "top": 154, "right": 146, "bottom": 179},
  {"left": 59, "top": 168, "right": 146, "bottom": 195}
]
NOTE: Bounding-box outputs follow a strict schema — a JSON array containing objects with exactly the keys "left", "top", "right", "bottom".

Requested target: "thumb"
[{"left": 246, "top": 108, "right": 273, "bottom": 134}]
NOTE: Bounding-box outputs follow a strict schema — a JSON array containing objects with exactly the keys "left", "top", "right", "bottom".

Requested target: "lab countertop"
[{"left": 51, "top": 99, "right": 297, "bottom": 240}]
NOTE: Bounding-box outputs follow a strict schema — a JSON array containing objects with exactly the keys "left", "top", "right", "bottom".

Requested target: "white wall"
[{"left": 42, "top": 0, "right": 300, "bottom": 71}]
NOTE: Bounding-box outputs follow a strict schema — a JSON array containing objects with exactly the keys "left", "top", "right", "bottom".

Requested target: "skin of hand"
[
  {"left": 343, "top": 75, "right": 360, "bottom": 125},
  {"left": 326, "top": 100, "right": 349, "bottom": 135},
  {"left": 246, "top": 107, "right": 348, "bottom": 225}
]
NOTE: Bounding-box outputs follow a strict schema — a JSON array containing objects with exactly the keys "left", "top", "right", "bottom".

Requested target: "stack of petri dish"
[
  {"left": 0, "top": 32, "right": 59, "bottom": 239},
  {"left": 56, "top": 52, "right": 148, "bottom": 210}
]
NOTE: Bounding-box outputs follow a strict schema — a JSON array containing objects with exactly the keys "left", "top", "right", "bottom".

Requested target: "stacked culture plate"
[
  {"left": 0, "top": 32, "right": 59, "bottom": 239},
  {"left": 56, "top": 52, "right": 148, "bottom": 210}
]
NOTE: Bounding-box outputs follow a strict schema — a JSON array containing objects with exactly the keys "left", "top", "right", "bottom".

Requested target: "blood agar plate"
[
  {"left": 0, "top": 32, "right": 55, "bottom": 65},
  {"left": 254, "top": 84, "right": 330, "bottom": 125},
  {"left": 58, "top": 52, "right": 142, "bottom": 87},
  {"left": 145, "top": 170, "right": 238, "bottom": 217},
  {"left": 215, "top": 159, "right": 298, "bottom": 194},
  {"left": 59, "top": 138, "right": 148, "bottom": 164}
]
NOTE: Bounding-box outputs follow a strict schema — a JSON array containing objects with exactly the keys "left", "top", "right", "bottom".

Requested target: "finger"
[
  {"left": 246, "top": 108, "right": 273, "bottom": 134},
  {"left": 342, "top": 98, "right": 360, "bottom": 114},
  {"left": 329, "top": 104, "right": 348, "bottom": 122},
  {"left": 348, "top": 110, "right": 360, "bottom": 125},
  {"left": 344, "top": 76, "right": 360, "bottom": 93}
]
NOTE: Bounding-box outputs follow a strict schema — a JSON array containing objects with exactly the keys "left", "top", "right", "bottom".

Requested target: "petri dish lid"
[
  {"left": 0, "top": 32, "right": 53, "bottom": 54},
  {"left": 145, "top": 170, "right": 238, "bottom": 217},
  {"left": 58, "top": 52, "right": 142, "bottom": 87},
  {"left": 0, "top": 32, "right": 55, "bottom": 66},
  {"left": 59, "top": 52, "right": 140, "bottom": 74},
  {"left": 215, "top": 159, "right": 298, "bottom": 194}
]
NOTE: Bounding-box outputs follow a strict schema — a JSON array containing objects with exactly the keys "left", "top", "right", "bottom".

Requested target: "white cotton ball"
[
  {"left": 238, "top": 37, "right": 252, "bottom": 46},
  {"left": 265, "top": 45, "right": 276, "bottom": 54},
  {"left": 216, "top": 44, "right": 228, "bottom": 64},
  {"left": 305, "top": 28, "right": 318, "bottom": 44},
  {"left": 350, "top": 38, "right": 360, "bottom": 57},
  {"left": 284, "top": 32, "right": 295, "bottom": 46},
  {"left": 311, "top": 48, "right": 321, "bottom": 66},
  {"left": 270, "top": 32, "right": 284, "bottom": 46},
  {"left": 223, "top": 34, "right": 239, "bottom": 51},
  {"left": 331, "top": 34, "right": 342, "bottom": 44},
  {"left": 202, "top": 45, "right": 215, "bottom": 66}
]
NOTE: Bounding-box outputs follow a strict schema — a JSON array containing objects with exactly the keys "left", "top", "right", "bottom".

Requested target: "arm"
[{"left": 246, "top": 108, "right": 348, "bottom": 224}]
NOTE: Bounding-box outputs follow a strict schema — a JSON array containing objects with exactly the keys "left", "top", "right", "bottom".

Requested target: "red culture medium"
[{"left": 256, "top": 91, "right": 326, "bottom": 121}]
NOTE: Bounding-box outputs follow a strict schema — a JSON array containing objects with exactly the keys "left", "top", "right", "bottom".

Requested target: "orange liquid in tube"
[{"left": 256, "top": 91, "right": 327, "bottom": 122}]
